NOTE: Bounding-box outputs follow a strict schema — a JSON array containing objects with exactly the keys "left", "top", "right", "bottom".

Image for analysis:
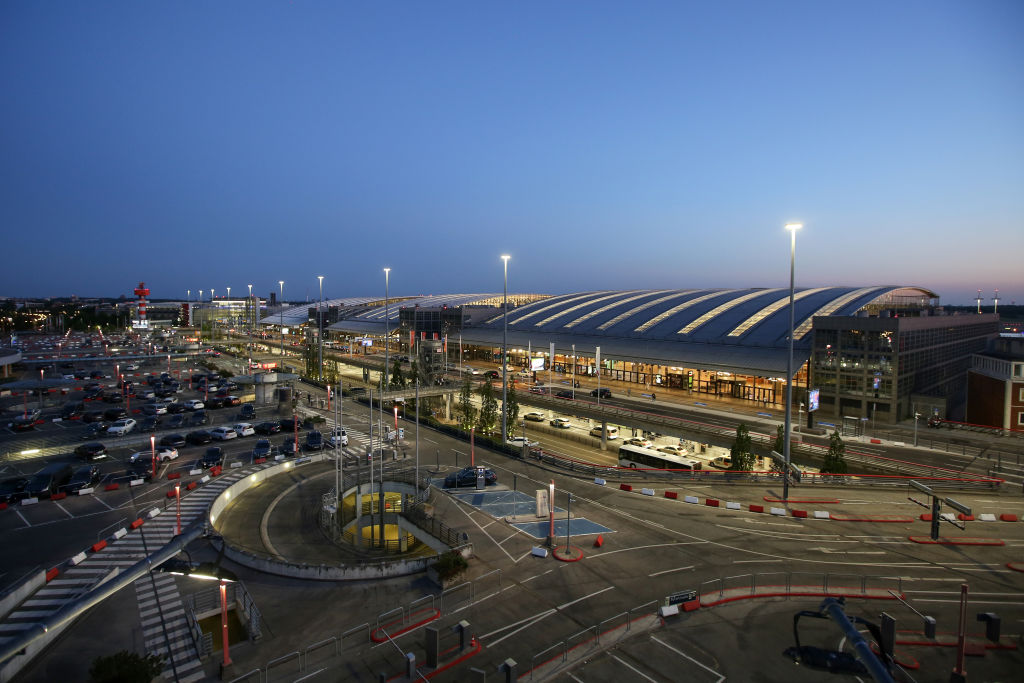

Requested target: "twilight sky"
[{"left": 1, "top": 1, "right": 1021, "bottom": 306}]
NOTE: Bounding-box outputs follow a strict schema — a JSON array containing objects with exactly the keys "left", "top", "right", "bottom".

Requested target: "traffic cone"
[
  {"left": 470, "top": 636, "right": 478, "bottom": 648},
  {"left": 594, "top": 534, "right": 603, "bottom": 548}
]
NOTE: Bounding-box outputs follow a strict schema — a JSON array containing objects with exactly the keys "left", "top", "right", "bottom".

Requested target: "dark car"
[
  {"left": 482, "top": 370, "right": 501, "bottom": 380},
  {"left": 239, "top": 404, "right": 256, "bottom": 420},
  {"left": 305, "top": 430, "right": 324, "bottom": 451},
  {"left": 102, "top": 391, "right": 123, "bottom": 404},
  {"left": 0, "top": 478, "right": 28, "bottom": 503},
  {"left": 167, "top": 414, "right": 186, "bottom": 428},
  {"left": 103, "top": 408, "right": 127, "bottom": 421},
  {"left": 444, "top": 466, "right": 497, "bottom": 488},
  {"left": 255, "top": 421, "right": 281, "bottom": 435},
  {"left": 127, "top": 458, "right": 154, "bottom": 482},
  {"left": 81, "top": 422, "right": 111, "bottom": 439},
  {"left": 224, "top": 395, "right": 241, "bottom": 407},
  {"left": 139, "top": 416, "right": 161, "bottom": 431},
  {"left": 23, "top": 462, "right": 73, "bottom": 499},
  {"left": 555, "top": 390, "right": 574, "bottom": 399},
  {"left": 166, "top": 402, "right": 187, "bottom": 414},
  {"left": 279, "top": 416, "right": 301, "bottom": 431},
  {"left": 927, "top": 416, "right": 944, "bottom": 428},
  {"left": 279, "top": 439, "right": 300, "bottom": 456},
  {"left": 186, "top": 430, "right": 212, "bottom": 445},
  {"left": 252, "top": 439, "right": 275, "bottom": 459},
  {"left": 74, "top": 442, "right": 108, "bottom": 460},
  {"left": 188, "top": 411, "right": 209, "bottom": 426},
  {"left": 62, "top": 401, "right": 85, "bottom": 419},
  {"left": 11, "top": 414, "right": 42, "bottom": 431},
  {"left": 205, "top": 397, "right": 226, "bottom": 410},
  {"left": 200, "top": 447, "right": 223, "bottom": 469},
  {"left": 154, "top": 388, "right": 176, "bottom": 399},
  {"left": 160, "top": 433, "right": 187, "bottom": 448},
  {"left": 590, "top": 387, "right": 612, "bottom": 399},
  {"left": 82, "top": 410, "right": 106, "bottom": 423},
  {"left": 64, "top": 465, "right": 101, "bottom": 493},
  {"left": 90, "top": 370, "right": 104, "bottom": 379}
]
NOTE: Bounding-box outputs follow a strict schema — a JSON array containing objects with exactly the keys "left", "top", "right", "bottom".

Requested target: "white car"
[
  {"left": 657, "top": 445, "right": 687, "bottom": 456},
  {"left": 549, "top": 417, "right": 572, "bottom": 429},
  {"left": 523, "top": 411, "right": 545, "bottom": 422},
  {"left": 184, "top": 399, "right": 204, "bottom": 411},
  {"left": 131, "top": 447, "right": 179, "bottom": 464},
  {"left": 328, "top": 428, "right": 349, "bottom": 447},
  {"left": 107, "top": 418, "right": 137, "bottom": 436},
  {"left": 232, "top": 423, "right": 255, "bottom": 437},
  {"left": 157, "top": 396, "right": 178, "bottom": 405},
  {"left": 507, "top": 437, "right": 539, "bottom": 448},
  {"left": 210, "top": 426, "right": 238, "bottom": 440},
  {"left": 623, "top": 437, "right": 652, "bottom": 448},
  {"left": 145, "top": 403, "right": 168, "bottom": 415}
]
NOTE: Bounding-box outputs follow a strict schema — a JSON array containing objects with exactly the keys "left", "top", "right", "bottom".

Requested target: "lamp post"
[
  {"left": 175, "top": 483, "right": 181, "bottom": 535},
  {"left": 279, "top": 281, "right": 285, "bottom": 363},
  {"left": 782, "top": 222, "right": 802, "bottom": 503},
  {"left": 383, "top": 268, "right": 390, "bottom": 390},
  {"left": 219, "top": 578, "right": 232, "bottom": 668},
  {"left": 501, "top": 254, "right": 510, "bottom": 443},
  {"left": 317, "top": 275, "right": 324, "bottom": 381},
  {"left": 151, "top": 434, "right": 157, "bottom": 482}
]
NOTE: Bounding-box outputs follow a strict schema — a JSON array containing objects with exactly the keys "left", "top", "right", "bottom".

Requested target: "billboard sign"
[{"left": 807, "top": 388, "right": 820, "bottom": 412}]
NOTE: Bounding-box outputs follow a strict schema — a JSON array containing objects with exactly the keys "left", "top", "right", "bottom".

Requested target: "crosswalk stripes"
[{"left": 0, "top": 464, "right": 259, "bottom": 681}]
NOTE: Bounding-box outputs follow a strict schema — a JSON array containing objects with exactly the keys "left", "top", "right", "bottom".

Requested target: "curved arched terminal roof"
[{"left": 268, "top": 286, "right": 937, "bottom": 376}]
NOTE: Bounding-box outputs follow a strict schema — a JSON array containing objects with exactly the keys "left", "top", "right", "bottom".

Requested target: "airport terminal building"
[{"left": 261, "top": 287, "right": 999, "bottom": 425}]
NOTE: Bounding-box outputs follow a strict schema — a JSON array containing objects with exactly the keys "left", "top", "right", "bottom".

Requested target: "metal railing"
[{"left": 696, "top": 571, "right": 904, "bottom": 607}]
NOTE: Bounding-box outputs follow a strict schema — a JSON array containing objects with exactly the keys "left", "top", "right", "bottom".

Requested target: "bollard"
[
  {"left": 498, "top": 658, "right": 517, "bottom": 683},
  {"left": 424, "top": 626, "right": 439, "bottom": 668}
]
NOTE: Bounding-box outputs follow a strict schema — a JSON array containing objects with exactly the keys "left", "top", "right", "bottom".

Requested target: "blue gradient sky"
[{"left": 1, "top": 1, "right": 1021, "bottom": 305}]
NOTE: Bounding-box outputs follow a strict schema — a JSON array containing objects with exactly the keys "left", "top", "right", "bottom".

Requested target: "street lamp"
[
  {"left": 501, "top": 254, "right": 511, "bottom": 443},
  {"left": 160, "top": 560, "right": 237, "bottom": 671},
  {"left": 383, "top": 267, "right": 390, "bottom": 390},
  {"left": 317, "top": 275, "right": 325, "bottom": 381},
  {"left": 279, "top": 281, "right": 285, "bottom": 363},
  {"left": 782, "top": 222, "right": 802, "bottom": 503}
]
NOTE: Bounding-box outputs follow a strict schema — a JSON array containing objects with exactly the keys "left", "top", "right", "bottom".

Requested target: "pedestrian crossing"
[{"left": 0, "top": 467, "right": 250, "bottom": 682}]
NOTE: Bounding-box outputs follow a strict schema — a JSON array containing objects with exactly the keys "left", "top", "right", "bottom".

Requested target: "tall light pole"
[
  {"left": 782, "top": 222, "right": 802, "bottom": 503},
  {"left": 501, "top": 254, "right": 511, "bottom": 443},
  {"left": 383, "top": 267, "right": 390, "bottom": 391},
  {"left": 279, "top": 281, "right": 285, "bottom": 365},
  {"left": 317, "top": 275, "right": 324, "bottom": 381}
]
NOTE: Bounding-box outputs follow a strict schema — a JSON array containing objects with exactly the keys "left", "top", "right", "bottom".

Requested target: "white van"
[{"left": 589, "top": 426, "right": 619, "bottom": 440}]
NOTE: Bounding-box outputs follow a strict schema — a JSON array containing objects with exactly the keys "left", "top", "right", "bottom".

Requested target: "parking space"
[{"left": 444, "top": 488, "right": 614, "bottom": 539}]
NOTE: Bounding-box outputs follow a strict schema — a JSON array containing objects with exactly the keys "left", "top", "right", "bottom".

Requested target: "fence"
[
  {"left": 696, "top": 571, "right": 904, "bottom": 608},
  {"left": 184, "top": 580, "right": 262, "bottom": 657}
]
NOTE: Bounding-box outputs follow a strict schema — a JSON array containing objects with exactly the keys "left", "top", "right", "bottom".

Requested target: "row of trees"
[
  {"left": 455, "top": 378, "right": 519, "bottom": 437},
  {"left": 729, "top": 423, "right": 847, "bottom": 473}
]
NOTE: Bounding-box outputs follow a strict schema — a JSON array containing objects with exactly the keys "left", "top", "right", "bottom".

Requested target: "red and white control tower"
[{"left": 133, "top": 282, "right": 150, "bottom": 329}]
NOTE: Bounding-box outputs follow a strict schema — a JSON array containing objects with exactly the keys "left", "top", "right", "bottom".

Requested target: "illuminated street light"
[{"left": 782, "top": 222, "right": 802, "bottom": 502}]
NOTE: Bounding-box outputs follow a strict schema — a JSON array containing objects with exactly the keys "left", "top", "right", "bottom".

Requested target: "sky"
[{"left": 1, "top": 1, "right": 1021, "bottom": 306}]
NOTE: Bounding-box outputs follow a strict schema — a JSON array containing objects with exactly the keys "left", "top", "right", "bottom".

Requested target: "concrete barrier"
[
  {"left": 1000, "top": 513, "right": 1019, "bottom": 522},
  {"left": 770, "top": 507, "right": 786, "bottom": 516},
  {"left": 186, "top": 482, "right": 197, "bottom": 490},
  {"left": 105, "top": 483, "right": 120, "bottom": 491},
  {"left": 659, "top": 604, "right": 679, "bottom": 618},
  {"left": 726, "top": 501, "right": 741, "bottom": 510},
  {"left": 641, "top": 488, "right": 655, "bottom": 496},
  {"left": 531, "top": 547, "right": 549, "bottom": 558},
  {"left": 147, "top": 507, "right": 161, "bottom": 518},
  {"left": 665, "top": 491, "right": 678, "bottom": 499},
  {"left": 77, "top": 488, "right": 94, "bottom": 496},
  {"left": 684, "top": 495, "right": 699, "bottom": 504},
  {"left": 253, "top": 458, "right": 266, "bottom": 465},
  {"left": 792, "top": 510, "right": 808, "bottom": 518},
  {"left": 619, "top": 484, "right": 632, "bottom": 491},
  {"left": 705, "top": 499, "right": 720, "bottom": 508},
  {"left": 20, "top": 498, "right": 39, "bottom": 506},
  {"left": 594, "top": 477, "right": 606, "bottom": 486},
  {"left": 978, "top": 514, "right": 997, "bottom": 522},
  {"left": 50, "top": 493, "right": 67, "bottom": 501},
  {"left": 230, "top": 461, "right": 242, "bottom": 468},
  {"left": 189, "top": 469, "right": 202, "bottom": 476},
  {"left": 45, "top": 568, "right": 59, "bottom": 583},
  {"left": 113, "top": 528, "right": 127, "bottom": 540},
  {"left": 166, "top": 490, "right": 176, "bottom": 499},
  {"left": 0, "top": 503, "right": 6, "bottom": 511},
  {"left": 167, "top": 472, "right": 181, "bottom": 480},
  {"left": 201, "top": 476, "right": 210, "bottom": 483},
  {"left": 750, "top": 504, "right": 764, "bottom": 513},
  {"left": 129, "top": 479, "right": 145, "bottom": 487},
  {"left": 813, "top": 511, "right": 830, "bottom": 519},
  {"left": 957, "top": 513, "right": 974, "bottom": 521},
  {"left": 91, "top": 540, "right": 107, "bottom": 553},
  {"left": 129, "top": 518, "right": 144, "bottom": 529},
  {"left": 69, "top": 552, "right": 87, "bottom": 566}
]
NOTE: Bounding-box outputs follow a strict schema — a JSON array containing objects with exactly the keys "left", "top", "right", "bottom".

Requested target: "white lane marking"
[
  {"left": 651, "top": 635, "right": 725, "bottom": 682},
  {"left": 93, "top": 496, "right": 115, "bottom": 511},
  {"left": 610, "top": 654, "right": 660, "bottom": 682},
  {"left": 482, "top": 586, "right": 616, "bottom": 648},
  {"left": 648, "top": 565, "right": 694, "bottom": 577},
  {"left": 734, "top": 559, "right": 784, "bottom": 564},
  {"left": 449, "top": 495, "right": 517, "bottom": 563},
  {"left": 913, "top": 599, "right": 1024, "bottom": 605},
  {"left": 15, "top": 510, "right": 31, "bottom": 527},
  {"left": 53, "top": 501, "right": 73, "bottom": 518}
]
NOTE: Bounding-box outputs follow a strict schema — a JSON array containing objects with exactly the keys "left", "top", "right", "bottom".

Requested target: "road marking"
[
  {"left": 15, "top": 511, "right": 31, "bottom": 527},
  {"left": 648, "top": 565, "right": 694, "bottom": 577},
  {"left": 809, "top": 547, "right": 885, "bottom": 555},
  {"left": 913, "top": 598, "right": 1024, "bottom": 605},
  {"left": 733, "top": 559, "right": 784, "bottom": 564},
  {"left": 651, "top": 636, "right": 725, "bottom": 682},
  {"left": 53, "top": 501, "right": 73, "bottom": 518},
  {"left": 93, "top": 496, "right": 115, "bottom": 511},
  {"left": 610, "top": 654, "right": 660, "bottom": 682}
]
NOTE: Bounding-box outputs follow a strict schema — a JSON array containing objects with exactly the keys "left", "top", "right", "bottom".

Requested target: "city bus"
[{"left": 618, "top": 444, "right": 702, "bottom": 471}]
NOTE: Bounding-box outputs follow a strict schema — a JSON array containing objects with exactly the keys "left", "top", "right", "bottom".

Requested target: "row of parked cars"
[{"left": 0, "top": 463, "right": 101, "bottom": 502}]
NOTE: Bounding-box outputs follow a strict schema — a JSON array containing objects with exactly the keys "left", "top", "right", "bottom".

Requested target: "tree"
[
  {"left": 457, "top": 379, "right": 476, "bottom": 429},
  {"left": 821, "top": 429, "right": 848, "bottom": 474},
  {"left": 503, "top": 385, "right": 520, "bottom": 435},
  {"left": 729, "top": 423, "right": 756, "bottom": 471},
  {"left": 89, "top": 651, "right": 164, "bottom": 683},
  {"left": 390, "top": 359, "right": 406, "bottom": 389},
  {"left": 478, "top": 381, "right": 499, "bottom": 434},
  {"left": 772, "top": 424, "right": 784, "bottom": 455}
]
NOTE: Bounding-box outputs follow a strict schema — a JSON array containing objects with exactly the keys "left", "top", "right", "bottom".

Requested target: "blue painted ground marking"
[
  {"left": 512, "top": 518, "right": 612, "bottom": 538},
  {"left": 694, "top": 402, "right": 707, "bottom": 407},
  {"left": 442, "top": 488, "right": 613, "bottom": 537},
  {"left": 757, "top": 412, "right": 772, "bottom": 417}
]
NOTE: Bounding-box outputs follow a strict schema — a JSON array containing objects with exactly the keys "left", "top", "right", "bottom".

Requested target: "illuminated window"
[
  {"left": 678, "top": 290, "right": 778, "bottom": 335},
  {"left": 634, "top": 291, "right": 724, "bottom": 333}
]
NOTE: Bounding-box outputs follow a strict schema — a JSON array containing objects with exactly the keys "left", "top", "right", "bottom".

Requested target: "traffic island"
[{"left": 553, "top": 545, "right": 584, "bottom": 562}]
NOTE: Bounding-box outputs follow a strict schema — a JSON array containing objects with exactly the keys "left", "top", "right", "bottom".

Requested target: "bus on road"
[{"left": 618, "top": 443, "right": 702, "bottom": 471}]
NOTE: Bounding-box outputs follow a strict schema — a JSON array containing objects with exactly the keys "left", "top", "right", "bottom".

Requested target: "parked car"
[
  {"left": 200, "top": 447, "right": 224, "bottom": 469},
  {"left": 205, "top": 396, "right": 226, "bottom": 410},
  {"left": 590, "top": 387, "right": 612, "bottom": 399},
  {"left": 238, "top": 404, "right": 256, "bottom": 420},
  {"left": 224, "top": 395, "right": 241, "bottom": 406},
  {"left": 623, "top": 437, "right": 652, "bottom": 448},
  {"left": 252, "top": 439, "right": 276, "bottom": 459},
  {"left": 186, "top": 430, "right": 212, "bottom": 445},
  {"left": 444, "top": 466, "right": 497, "bottom": 488},
  {"left": 506, "top": 437, "right": 539, "bottom": 448},
  {"left": 166, "top": 401, "right": 186, "bottom": 414},
  {"left": 232, "top": 423, "right": 255, "bottom": 437},
  {"left": 107, "top": 418, "right": 137, "bottom": 436},
  {"left": 279, "top": 416, "right": 301, "bottom": 431},
  {"left": 183, "top": 399, "right": 204, "bottom": 411},
  {"left": 142, "top": 403, "right": 167, "bottom": 416},
  {"left": 81, "top": 422, "right": 111, "bottom": 439},
  {"left": 130, "top": 446, "right": 178, "bottom": 464},
  {"left": 210, "top": 426, "right": 238, "bottom": 441},
  {"left": 255, "top": 421, "right": 281, "bottom": 435},
  {"left": 103, "top": 408, "right": 127, "bottom": 421},
  {"left": 63, "top": 465, "right": 101, "bottom": 493},
  {"left": 62, "top": 401, "right": 85, "bottom": 419},
  {"left": 82, "top": 411, "right": 107, "bottom": 423},
  {"left": 657, "top": 445, "right": 687, "bottom": 456},
  {"left": 188, "top": 411, "right": 209, "bottom": 426},
  {"left": 279, "top": 439, "right": 300, "bottom": 456},
  {"left": 482, "top": 370, "right": 501, "bottom": 380},
  {"left": 160, "top": 433, "right": 187, "bottom": 449},
  {"left": 127, "top": 458, "right": 154, "bottom": 482},
  {"left": 589, "top": 426, "right": 619, "bottom": 440},
  {"left": 74, "top": 442, "right": 108, "bottom": 460},
  {"left": 102, "top": 392, "right": 123, "bottom": 404},
  {"left": 11, "top": 413, "right": 42, "bottom": 431},
  {"left": 549, "top": 417, "right": 571, "bottom": 429},
  {"left": 139, "top": 416, "right": 161, "bottom": 432},
  {"left": 0, "top": 477, "right": 28, "bottom": 503},
  {"left": 555, "top": 390, "right": 575, "bottom": 399},
  {"left": 23, "top": 463, "right": 73, "bottom": 499},
  {"left": 167, "top": 414, "right": 186, "bottom": 428},
  {"left": 305, "top": 430, "right": 324, "bottom": 451},
  {"left": 523, "top": 411, "right": 545, "bottom": 422}
]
